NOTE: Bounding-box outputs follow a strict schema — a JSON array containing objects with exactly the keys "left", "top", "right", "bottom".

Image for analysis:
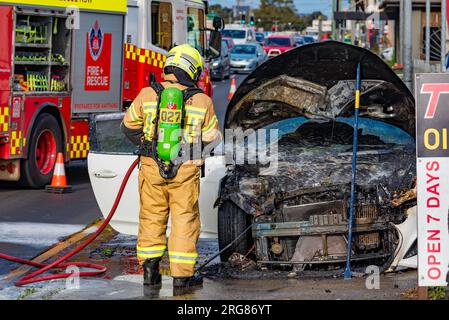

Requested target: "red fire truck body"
[{"left": 0, "top": 0, "right": 214, "bottom": 187}]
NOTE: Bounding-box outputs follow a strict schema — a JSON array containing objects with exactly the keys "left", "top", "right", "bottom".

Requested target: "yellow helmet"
[{"left": 164, "top": 44, "right": 203, "bottom": 82}]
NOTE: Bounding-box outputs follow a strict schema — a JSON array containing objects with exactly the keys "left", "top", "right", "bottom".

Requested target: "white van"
[{"left": 221, "top": 26, "right": 256, "bottom": 45}]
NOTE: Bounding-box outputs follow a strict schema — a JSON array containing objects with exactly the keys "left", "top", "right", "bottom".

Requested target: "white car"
[
  {"left": 88, "top": 42, "right": 417, "bottom": 271},
  {"left": 221, "top": 27, "right": 256, "bottom": 45}
]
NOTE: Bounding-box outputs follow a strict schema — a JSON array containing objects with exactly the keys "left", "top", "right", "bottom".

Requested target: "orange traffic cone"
[
  {"left": 228, "top": 76, "right": 237, "bottom": 101},
  {"left": 45, "top": 152, "right": 72, "bottom": 194}
]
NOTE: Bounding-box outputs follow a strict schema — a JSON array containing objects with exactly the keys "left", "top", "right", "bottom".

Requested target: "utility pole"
[
  {"left": 403, "top": 0, "right": 413, "bottom": 91},
  {"left": 441, "top": 0, "right": 447, "bottom": 71},
  {"left": 426, "top": 0, "right": 431, "bottom": 65},
  {"left": 350, "top": 0, "right": 356, "bottom": 45},
  {"left": 399, "top": 0, "right": 404, "bottom": 65},
  {"left": 332, "top": 0, "right": 338, "bottom": 40}
]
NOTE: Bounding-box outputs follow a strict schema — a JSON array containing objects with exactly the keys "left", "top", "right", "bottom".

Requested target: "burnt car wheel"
[{"left": 218, "top": 201, "right": 253, "bottom": 262}]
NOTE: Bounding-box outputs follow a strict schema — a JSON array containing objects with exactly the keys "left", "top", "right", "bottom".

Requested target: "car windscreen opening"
[{"left": 89, "top": 113, "right": 136, "bottom": 154}]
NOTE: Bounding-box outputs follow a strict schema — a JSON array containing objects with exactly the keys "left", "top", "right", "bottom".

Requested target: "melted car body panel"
[{"left": 225, "top": 41, "right": 415, "bottom": 136}]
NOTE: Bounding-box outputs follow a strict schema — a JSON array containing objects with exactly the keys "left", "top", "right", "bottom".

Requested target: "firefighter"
[{"left": 121, "top": 44, "right": 222, "bottom": 291}]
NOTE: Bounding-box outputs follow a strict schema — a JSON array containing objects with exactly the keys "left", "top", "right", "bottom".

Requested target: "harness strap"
[{"left": 180, "top": 87, "right": 203, "bottom": 131}]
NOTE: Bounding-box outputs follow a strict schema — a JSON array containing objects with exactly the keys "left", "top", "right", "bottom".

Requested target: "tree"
[
  {"left": 254, "top": 0, "right": 308, "bottom": 31},
  {"left": 209, "top": 4, "right": 233, "bottom": 24},
  {"left": 310, "top": 11, "right": 327, "bottom": 21}
]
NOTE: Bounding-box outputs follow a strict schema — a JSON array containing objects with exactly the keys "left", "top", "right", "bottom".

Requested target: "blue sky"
[{"left": 209, "top": 0, "right": 346, "bottom": 17}]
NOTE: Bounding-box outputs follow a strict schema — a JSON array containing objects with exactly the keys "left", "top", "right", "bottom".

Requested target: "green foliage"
[
  {"left": 309, "top": 11, "right": 327, "bottom": 20},
  {"left": 253, "top": 0, "right": 301, "bottom": 31},
  {"left": 17, "top": 288, "right": 38, "bottom": 300},
  {"left": 100, "top": 247, "right": 114, "bottom": 257},
  {"left": 428, "top": 286, "right": 447, "bottom": 300},
  {"left": 209, "top": 4, "right": 233, "bottom": 24},
  {"left": 254, "top": 1, "right": 326, "bottom": 32}
]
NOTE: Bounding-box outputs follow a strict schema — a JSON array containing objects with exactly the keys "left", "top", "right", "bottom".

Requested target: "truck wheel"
[
  {"left": 218, "top": 201, "right": 253, "bottom": 262},
  {"left": 20, "top": 113, "right": 63, "bottom": 188}
]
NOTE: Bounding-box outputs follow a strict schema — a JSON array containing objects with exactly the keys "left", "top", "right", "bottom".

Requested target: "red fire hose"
[{"left": 0, "top": 158, "right": 139, "bottom": 286}]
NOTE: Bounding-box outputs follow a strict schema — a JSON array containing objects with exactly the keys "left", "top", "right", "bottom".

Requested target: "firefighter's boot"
[
  {"left": 173, "top": 273, "right": 203, "bottom": 290},
  {"left": 173, "top": 273, "right": 203, "bottom": 296},
  {"left": 143, "top": 258, "right": 162, "bottom": 285}
]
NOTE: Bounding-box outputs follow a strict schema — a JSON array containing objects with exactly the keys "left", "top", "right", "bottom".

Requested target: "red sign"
[
  {"left": 416, "top": 73, "right": 449, "bottom": 287},
  {"left": 84, "top": 20, "right": 112, "bottom": 91}
]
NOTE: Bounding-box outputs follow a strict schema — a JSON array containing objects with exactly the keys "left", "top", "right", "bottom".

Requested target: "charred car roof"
[{"left": 225, "top": 41, "right": 415, "bottom": 136}]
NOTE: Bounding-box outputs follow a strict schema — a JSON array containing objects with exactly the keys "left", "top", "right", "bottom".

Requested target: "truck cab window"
[
  {"left": 187, "top": 7, "right": 205, "bottom": 56},
  {"left": 151, "top": 2, "right": 172, "bottom": 51}
]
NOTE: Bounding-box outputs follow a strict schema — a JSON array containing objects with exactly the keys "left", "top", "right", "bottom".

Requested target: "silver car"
[{"left": 230, "top": 43, "right": 266, "bottom": 74}]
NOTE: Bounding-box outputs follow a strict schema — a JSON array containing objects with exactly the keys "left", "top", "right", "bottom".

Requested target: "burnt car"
[{"left": 216, "top": 41, "right": 417, "bottom": 272}]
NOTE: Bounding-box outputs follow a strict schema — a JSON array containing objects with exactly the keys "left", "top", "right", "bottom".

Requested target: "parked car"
[
  {"left": 88, "top": 42, "right": 417, "bottom": 272},
  {"left": 303, "top": 35, "right": 315, "bottom": 44},
  {"left": 295, "top": 35, "right": 305, "bottom": 46},
  {"left": 255, "top": 32, "right": 265, "bottom": 45},
  {"left": 221, "top": 27, "right": 256, "bottom": 45},
  {"left": 210, "top": 40, "right": 231, "bottom": 80},
  {"left": 263, "top": 34, "right": 296, "bottom": 58},
  {"left": 230, "top": 43, "right": 266, "bottom": 73},
  {"left": 295, "top": 35, "right": 315, "bottom": 47},
  {"left": 222, "top": 37, "right": 235, "bottom": 51}
]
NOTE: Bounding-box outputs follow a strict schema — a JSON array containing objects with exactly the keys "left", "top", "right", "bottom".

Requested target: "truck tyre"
[
  {"left": 20, "top": 113, "right": 63, "bottom": 188},
  {"left": 218, "top": 201, "right": 253, "bottom": 262}
]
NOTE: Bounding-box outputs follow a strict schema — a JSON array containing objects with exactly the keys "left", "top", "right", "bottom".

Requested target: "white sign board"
[{"left": 416, "top": 73, "right": 449, "bottom": 286}]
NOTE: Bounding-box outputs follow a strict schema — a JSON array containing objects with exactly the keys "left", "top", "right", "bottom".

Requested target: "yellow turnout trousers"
[{"left": 137, "top": 156, "right": 201, "bottom": 277}]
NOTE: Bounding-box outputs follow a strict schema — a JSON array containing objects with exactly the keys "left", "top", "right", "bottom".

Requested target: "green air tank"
[{"left": 157, "top": 87, "right": 184, "bottom": 163}]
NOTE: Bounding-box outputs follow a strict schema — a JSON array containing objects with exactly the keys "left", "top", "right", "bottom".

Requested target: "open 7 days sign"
[{"left": 416, "top": 73, "right": 449, "bottom": 286}]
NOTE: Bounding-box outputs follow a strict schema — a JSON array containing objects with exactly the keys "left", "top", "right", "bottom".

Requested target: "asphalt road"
[
  {"left": 0, "top": 74, "right": 246, "bottom": 278},
  {"left": 0, "top": 162, "right": 102, "bottom": 275},
  {"left": 212, "top": 74, "right": 246, "bottom": 130}
]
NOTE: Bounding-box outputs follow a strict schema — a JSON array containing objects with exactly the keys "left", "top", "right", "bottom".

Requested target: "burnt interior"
[{"left": 220, "top": 119, "right": 416, "bottom": 269}]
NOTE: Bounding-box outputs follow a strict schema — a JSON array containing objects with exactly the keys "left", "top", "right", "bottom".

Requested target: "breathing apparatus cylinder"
[{"left": 157, "top": 87, "right": 184, "bottom": 163}]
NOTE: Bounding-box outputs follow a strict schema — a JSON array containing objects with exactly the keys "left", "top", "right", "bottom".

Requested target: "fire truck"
[{"left": 0, "top": 0, "right": 222, "bottom": 187}]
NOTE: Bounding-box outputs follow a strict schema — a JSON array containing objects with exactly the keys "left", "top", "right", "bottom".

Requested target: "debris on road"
[{"left": 228, "top": 253, "right": 257, "bottom": 271}]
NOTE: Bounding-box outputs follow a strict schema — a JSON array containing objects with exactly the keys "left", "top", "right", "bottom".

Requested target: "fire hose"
[
  {"left": 0, "top": 157, "right": 139, "bottom": 286},
  {"left": 0, "top": 156, "right": 251, "bottom": 286}
]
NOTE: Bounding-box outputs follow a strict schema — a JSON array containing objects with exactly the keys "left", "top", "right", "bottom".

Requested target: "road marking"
[{"left": 1, "top": 220, "right": 104, "bottom": 282}]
